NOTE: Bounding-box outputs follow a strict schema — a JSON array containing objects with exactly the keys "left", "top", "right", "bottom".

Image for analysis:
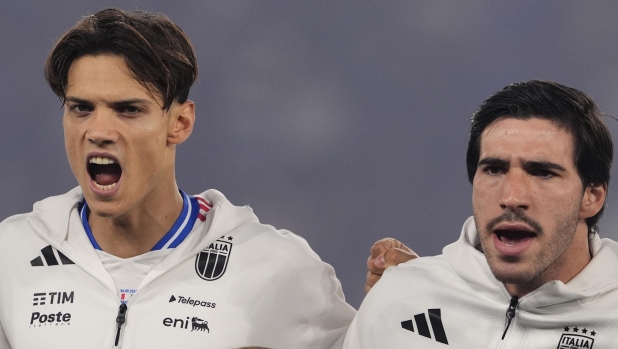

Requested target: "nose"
[
  {"left": 85, "top": 110, "right": 118, "bottom": 146},
  {"left": 499, "top": 169, "right": 530, "bottom": 211}
]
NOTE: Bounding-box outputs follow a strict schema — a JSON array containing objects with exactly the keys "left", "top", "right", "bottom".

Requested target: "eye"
[
  {"left": 531, "top": 169, "right": 556, "bottom": 179},
  {"left": 482, "top": 165, "right": 505, "bottom": 176},
  {"left": 116, "top": 105, "right": 144, "bottom": 117},
  {"left": 68, "top": 104, "right": 94, "bottom": 114}
]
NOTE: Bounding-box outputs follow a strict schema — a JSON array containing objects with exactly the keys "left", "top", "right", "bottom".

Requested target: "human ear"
[
  {"left": 579, "top": 184, "right": 607, "bottom": 219},
  {"left": 167, "top": 100, "right": 195, "bottom": 145}
]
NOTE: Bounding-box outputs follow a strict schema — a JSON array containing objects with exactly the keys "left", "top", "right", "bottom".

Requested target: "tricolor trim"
[
  {"left": 79, "top": 191, "right": 211, "bottom": 251},
  {"left": 196, "top": 196, "right": 213, "bottom": 222}
]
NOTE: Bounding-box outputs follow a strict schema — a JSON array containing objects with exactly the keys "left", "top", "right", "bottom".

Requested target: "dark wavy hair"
[
  {"left": 44, "top": 8, "right": 198, "bottom": 110},
  {"left": 466, "top": 80, "right": 613, "bottom": 234}
]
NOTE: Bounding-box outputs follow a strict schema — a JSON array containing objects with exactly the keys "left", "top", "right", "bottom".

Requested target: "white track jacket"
[
  {"left": 344, "top": 217, "right": 618, "bottom": 349},
  {"left": 0, "top": 188, "right": 355, "bottom": 349}
]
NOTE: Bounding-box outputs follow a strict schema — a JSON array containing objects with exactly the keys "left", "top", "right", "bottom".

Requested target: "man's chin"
[
  {"left": 489, "top": 264, "right": 538, "bottom": 286},
  {"left": 83, "top": 197, "right": 126, "bottom": 219},
  {"left": 494, "top": 274, "right": 534, "bottom": 286}
]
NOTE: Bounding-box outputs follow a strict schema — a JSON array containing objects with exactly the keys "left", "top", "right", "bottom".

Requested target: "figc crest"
[{"left": 195, "top": 237, "right": 233, "bottom": 281}]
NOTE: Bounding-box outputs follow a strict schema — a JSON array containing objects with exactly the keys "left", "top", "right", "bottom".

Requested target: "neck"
[
  {"left": 505, "top": 221, "right": 591, "bottom": 298},
  {"left": 88, "top": 184, "right": 184, "bottom": 258}
]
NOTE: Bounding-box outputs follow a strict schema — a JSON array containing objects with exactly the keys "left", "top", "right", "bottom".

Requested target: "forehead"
[
  {"left": 65, "top": 54, "right": 157, "bottom": 102},
  {"left": 479, "top": 117, "right": 576, "bottom": 166}
]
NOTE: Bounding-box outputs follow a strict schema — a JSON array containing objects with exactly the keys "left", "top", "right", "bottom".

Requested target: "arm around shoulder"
[
  {"left": 344, "top": 267, "right": 404, "bottom": 349},
  {"left": 241, "top": 227, "right": 356, "bottom": 349},
  {"left": 0, "top": 321, "right": 11, "bottom": 349},
  {"left": 275, "top": 231, "right": 356, "bottom": 349}
]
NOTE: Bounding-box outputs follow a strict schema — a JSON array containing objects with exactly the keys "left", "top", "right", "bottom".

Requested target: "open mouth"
[
  {"left": 494, "top": 230, "right": 536, "bottom": 246},
  {"left": 87, "top": 156, "right": 122, "bottom": 191}
]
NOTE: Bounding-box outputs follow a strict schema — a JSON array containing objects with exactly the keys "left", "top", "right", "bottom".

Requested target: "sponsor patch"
[
  {"left": 29, "top": 311, "right": 72, "bottom": 327},
  {"left": 33, "top": 291, "right": 74, "bottom": 306},
  {"left": 168, "top": 294, "right": 216, "bottom": 308},
  {"left": 162, "top": 316, "right": 210, "bottom": 333}
]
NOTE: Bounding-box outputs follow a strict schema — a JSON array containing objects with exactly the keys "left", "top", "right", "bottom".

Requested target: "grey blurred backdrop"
[{"left": 1, "top": 1, "right": 618, "bottom": 309}]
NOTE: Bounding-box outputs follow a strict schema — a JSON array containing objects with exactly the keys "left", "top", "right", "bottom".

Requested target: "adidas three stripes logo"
[
  {"left": 401, "top": 308, "right": 449, "bottom": 345},
  {"left": 30, "top": 245, "right": 74, "bottom": 267}
]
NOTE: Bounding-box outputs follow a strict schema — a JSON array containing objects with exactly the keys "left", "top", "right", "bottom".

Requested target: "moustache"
[{"left": 486, "top": 211, "right": 543, "bottom": 235}]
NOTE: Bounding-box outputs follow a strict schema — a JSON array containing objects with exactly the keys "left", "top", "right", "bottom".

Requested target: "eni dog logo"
[
  {"left": 195, "top": 237, "right": 232, "bottom": 281},
  {"left": 557, "top": 326, "right": 595, "bottom": 349},
  {"left": 191, "top": 317, "right": 209, "bottom": 332},
  {"left": 162, "top": 316, "right": 210, "bottom": 334}
]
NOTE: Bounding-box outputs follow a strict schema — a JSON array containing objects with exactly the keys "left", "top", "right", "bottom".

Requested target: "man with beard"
[
  {"left": 0, "top": 9, "right": 355, "bottom": 349},
  {"left": 346, "top": 80, "right": 618, "bottom": 348}
]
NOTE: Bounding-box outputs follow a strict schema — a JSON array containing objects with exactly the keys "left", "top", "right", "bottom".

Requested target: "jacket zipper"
[
  {"left": 501, "top": 296, "right": 518, "bottom": 340},
  {"left": 114, "top": 303, "right": 128, "bottom": 348}
]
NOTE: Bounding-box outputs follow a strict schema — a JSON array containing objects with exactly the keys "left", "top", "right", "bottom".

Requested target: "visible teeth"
[
  {"left": 93, "top": 182, "right": 117, "bottom": 191},
  {"left": 89, "top": 157, "right": 115, "bottom": 165},
  {"left": 498, "top": 231, "right": 532, "bottom": 246}
]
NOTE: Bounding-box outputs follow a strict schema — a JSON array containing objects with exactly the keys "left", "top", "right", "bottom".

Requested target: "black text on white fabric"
[
  {"left": 162, "top": 316, "right": 210, "bottom": 333},
  {"left": 558, "top": 326, "right": 597, "bottom": 349}
]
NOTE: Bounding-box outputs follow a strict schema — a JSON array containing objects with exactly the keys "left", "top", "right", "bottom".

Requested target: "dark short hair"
[
  {"left": 44, "top": 8, "right": 198, "bottom": 110},
  {"left": 466, "top": 80, "right": 613, "bottom": 233}
]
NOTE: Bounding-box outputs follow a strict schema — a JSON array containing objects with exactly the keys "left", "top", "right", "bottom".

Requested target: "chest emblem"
[
  {"left": 558, "top": 327, "right": 596, "bottom": 349},
  {"left": 195, "top": 236, "right": 233, "bottom": 281}
]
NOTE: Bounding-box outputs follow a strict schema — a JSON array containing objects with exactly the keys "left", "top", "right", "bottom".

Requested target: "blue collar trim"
[{"left": 79, "top": 190, "right": 200, "bottom": 251}]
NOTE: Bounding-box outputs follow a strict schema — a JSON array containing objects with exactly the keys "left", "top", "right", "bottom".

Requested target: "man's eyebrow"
[
  {"left": 478, "top": 157, "right": 509, "bottom": 167},
  {"left": 108, "top": 98, "right": 153, "bottom": 108},
  {"left": 523, "top": 160, "right": 567, "bottom": 172},
  {"left": 64, "top": 96, "right": 92, "bottom": 105},
  {"left": 63, "top": 97, "right": 153, "bottom": 107}
]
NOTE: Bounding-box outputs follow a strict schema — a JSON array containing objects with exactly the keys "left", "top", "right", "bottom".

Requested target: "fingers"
[
  {"left": 365, "top": 271, "right": 381, "bottom": 294},
  {"left": 367, "top": 238, "right": 399, "bottom": 273},
  {"left": 365, "top": 238, "right": 418, "bottom": 294},
  {"left": 367, "top": 238, "right": 417, "bottom": 274},
  {"left": 383, "top": 245, "right": 418, "bottom": 267},
  {"left": 369, "top": 238, "right": 399, "bottom": 258}
]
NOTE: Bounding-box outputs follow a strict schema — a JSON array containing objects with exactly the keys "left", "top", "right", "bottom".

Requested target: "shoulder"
[
  {"left": 384, "top": 254, "right": 457, "bottom": 284},
  {"left": 198, "top": 189, "right": 324, "bottom": 267},
  {"left": 0, "top": 212, "right": 49, "bottom": 278},
  {"left": 364, "top": 255, "right": 461, "bottom": 307},
  {"left": 0, "top": 212, "right": 33, "bottom": 244},
  {"left": 0, "top": 189, "right": 81, "bottom": 255},
  {"left": 235, "top": 220, "right": 325, "bottom": 270},
  {"left": 0, "top": 213, "right": 31, "bottom": 234},
  {"left": 345, "top": 255, "right": 461, "bottom": 348}
]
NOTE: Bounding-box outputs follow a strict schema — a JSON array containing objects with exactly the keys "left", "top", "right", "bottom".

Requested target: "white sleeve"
[
  {"left": 307, "top": 260, "right": 357, "bottom": 349},
  {"left": 0, "top": 321, "right": 10, "bottom": 349},
  {"left": 269, "top": 247, "right": 356, "bottom": 349},
  {"left": 241, "top": 229, "right": 357, "bottom": 349},
  {"left": 342, "top": 267, "right": 400, "bottom": 349}
]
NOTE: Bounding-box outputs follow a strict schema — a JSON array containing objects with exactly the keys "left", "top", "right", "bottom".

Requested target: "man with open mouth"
[
  {"left": 0, "top": 8, "right": 355, "bottom": 349},
  {"left": 347, "top": 80, "right": 618, "bottom": 348}
]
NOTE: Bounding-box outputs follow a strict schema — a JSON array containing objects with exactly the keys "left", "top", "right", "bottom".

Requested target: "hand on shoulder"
[{"left": 365, "top": 238, "right": 417, "bottom": 294}]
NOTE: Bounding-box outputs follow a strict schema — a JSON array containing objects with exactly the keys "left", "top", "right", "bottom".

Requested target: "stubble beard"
[{"left": 476, "top": 209, "right": 579, "bottom": 289}]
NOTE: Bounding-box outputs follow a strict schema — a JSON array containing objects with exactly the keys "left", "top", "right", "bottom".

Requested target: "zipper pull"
[
  {"left": 114, "top": 303, "right": 128, "bottom": 347},
  {"left": 501, "top": 296, "right": 518, "bottom": 340}
]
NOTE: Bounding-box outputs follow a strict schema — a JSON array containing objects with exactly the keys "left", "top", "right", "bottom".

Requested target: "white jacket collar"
[
  {"left": 444, "top": 216, "right": 618, "bottom": 309},
  {"left": 26, "top": 187, "right": 259, "bottom": 255}
]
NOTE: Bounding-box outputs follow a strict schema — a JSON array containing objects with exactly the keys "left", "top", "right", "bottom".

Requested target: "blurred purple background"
[{"left": 1, "top": 1, "right": 617, "bottom": 308}]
